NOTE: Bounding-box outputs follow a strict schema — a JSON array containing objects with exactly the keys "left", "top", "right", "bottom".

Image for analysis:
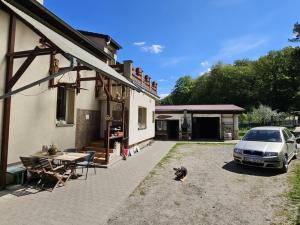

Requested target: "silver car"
[{"left": 233, "top": 127, "right": 298, "bottom": 173}]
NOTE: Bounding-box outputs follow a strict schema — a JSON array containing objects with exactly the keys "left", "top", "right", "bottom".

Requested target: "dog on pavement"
[{"left": 173, "top": 166, "right": 187, "bottom": 181}]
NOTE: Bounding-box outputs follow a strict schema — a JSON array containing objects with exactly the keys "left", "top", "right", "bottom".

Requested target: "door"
[
  {"left": 167, "top": 120, "right": 179, "bottom": 140},
  {"left": 192, "top": 117, "right": 220, "bottom": 139}
]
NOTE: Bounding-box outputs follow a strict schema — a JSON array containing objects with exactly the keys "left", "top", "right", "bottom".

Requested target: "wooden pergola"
[{"left": 0, "top": 0, "right": 135, "bottom": 188}]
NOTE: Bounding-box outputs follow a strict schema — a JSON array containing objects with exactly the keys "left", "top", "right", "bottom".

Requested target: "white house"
[{"left": 0, "top": 0, "right": 159, "bottom": 187}]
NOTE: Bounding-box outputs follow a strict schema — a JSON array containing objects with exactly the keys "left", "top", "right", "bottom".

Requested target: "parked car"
[{"left": 233, "top": 127, "right": 298, "bottom": 173}]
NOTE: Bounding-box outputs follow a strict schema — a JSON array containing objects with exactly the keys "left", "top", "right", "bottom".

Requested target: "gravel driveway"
[{"left": 105, "top": 144, "right": 293, "bottom": 225}]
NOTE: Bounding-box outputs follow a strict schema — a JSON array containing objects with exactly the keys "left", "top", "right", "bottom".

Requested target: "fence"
[{"left": 239, "top": 119, "right": 298, "bottom": 130}]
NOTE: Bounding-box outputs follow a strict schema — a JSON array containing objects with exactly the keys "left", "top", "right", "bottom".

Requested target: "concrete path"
[{"left": 0, "top": 141, "right": 175, "bottom": 225}]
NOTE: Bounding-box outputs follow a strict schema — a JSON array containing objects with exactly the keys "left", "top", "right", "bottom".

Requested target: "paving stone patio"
[{"left": 0, "top": 141, "right": 175, "bottom": 225}]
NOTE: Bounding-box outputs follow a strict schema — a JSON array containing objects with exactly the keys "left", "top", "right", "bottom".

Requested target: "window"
[
  {"left": 156, "top": 120, "right": 167, "bottom": 131},
  {"left": 138, "top": 107, "right": 147, "bottom": 129},
  {"left": 152, "top": 111, "right": 155, "bottom": 123},
  {"left": 243, "top": 130, "right": 282, "bottom": 142},
  {"left": 56, "top": 85, "right": 75, "bottom": 125}
]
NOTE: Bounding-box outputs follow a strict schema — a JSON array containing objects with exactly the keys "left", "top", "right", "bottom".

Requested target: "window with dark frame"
[
  {"left": 56, "top": 85, "right": 75, "bottom": 125},
  {"left": 138, "top": 107, "right": 147, "bottom": 129}
]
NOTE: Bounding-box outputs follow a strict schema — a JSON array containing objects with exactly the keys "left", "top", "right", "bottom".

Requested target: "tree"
[
  {"left": 289, "top": 22, "right": 300, "bottom": 42},
  {"left": 160, "top": 47, "right": 300, "bottom": 112},
  {"left": 166, "top": 76, "right": 194, "bottom": 105}
]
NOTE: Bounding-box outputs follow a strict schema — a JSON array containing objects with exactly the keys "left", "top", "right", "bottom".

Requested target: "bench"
[{"left": 7, "top": 164, "right": 26, "bottom": 185}]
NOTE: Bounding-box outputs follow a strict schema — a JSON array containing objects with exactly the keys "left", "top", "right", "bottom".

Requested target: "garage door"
[{"left": 192, "top": 117, "right": 220, "bottom": 139}]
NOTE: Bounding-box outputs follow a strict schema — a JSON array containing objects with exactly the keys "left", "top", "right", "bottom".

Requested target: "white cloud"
[
  {"left": 157, "top": 79, "right": 166, "bottom": 82},
  {"left": 133, "top": 41, "right": 146, "bottom": 46},
  {"left": 159, "top": 93, "right": 169, "bottom": 99},
  {"left": 215, "top": 35, "right": 269, "bottom": 60},
  {"left": 200, "top": 61, "right": 209, "bottom": 68},
  {"left": 141, "top": 44, "right": 164, "bottom": 54}
]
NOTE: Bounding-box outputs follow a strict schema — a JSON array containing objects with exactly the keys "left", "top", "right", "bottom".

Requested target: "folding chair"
[
  {"left": 38, "top": 158, "right": 68, "bottom": 190},
  {"left": 20, "top": 156, "right": 44, "bottom": 187}
]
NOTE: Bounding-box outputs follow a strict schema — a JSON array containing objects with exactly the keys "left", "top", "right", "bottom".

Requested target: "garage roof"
[
  {"left": 155, "top": 105, "right": 245, "bottom": 113},
  {"left": 1, "top": 0, "right": 138, "bottom": 90}
]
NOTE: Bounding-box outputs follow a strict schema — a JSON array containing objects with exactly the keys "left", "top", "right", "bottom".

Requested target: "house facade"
[
  {"left": 0, "top": 0, "right": 158, "bottom": 187},
  {"left": 155, "top": 105, "right": 245, "bottom": 140}
]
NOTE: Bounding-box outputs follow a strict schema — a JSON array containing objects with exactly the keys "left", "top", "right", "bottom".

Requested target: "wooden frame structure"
[{"left": 0, "top": 5, "right": 129, "bottom": 188}]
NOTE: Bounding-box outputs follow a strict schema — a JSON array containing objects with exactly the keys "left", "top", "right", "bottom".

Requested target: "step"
[
  {"left": 90, "top": 141, "right": 105, "bottom": 148},
  {"left": 84, "top": 146, "right": 114, "bottom": 153}
]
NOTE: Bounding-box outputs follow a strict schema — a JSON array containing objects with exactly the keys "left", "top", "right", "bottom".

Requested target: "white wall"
[
  {"left": 155, "top": 113, "right": 192, "bottom": 134},
  {"left": 0, "top": 14, "right": 99, "bottom": 164},
  {"left": 128, "top": 90, "right": 155, "bottom": 146}
]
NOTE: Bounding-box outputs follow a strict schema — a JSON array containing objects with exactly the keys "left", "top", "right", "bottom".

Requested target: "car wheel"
[{"left": 280, "top": 156, "right": 288, "bottom": 173}]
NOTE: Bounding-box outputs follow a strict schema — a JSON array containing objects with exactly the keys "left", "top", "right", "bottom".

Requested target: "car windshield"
[{"left": 243, "top": 130, "right": 282, "bottom": 142}]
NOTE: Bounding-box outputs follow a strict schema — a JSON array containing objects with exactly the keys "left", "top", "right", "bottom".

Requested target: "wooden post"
[
  {"left": 121, "top": 85, "right": 126, "bottom": 153},
  {"left": 76, "top": 63, "right": 81, "bottom": 94},
  {"left": 0, "top": 14, "right": 16, "bottom": 189},
  {"left": 48, "top": 53, "right": 55, "bottom": 87},
  {"left": 105, "top": 78, "right": 111, "bottom": 164}
]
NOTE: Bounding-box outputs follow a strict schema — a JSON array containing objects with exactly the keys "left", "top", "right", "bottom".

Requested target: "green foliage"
[
  {"left": 160, "top": 47, "right": 300, "bottom": 112},
  {"left": 247, "top": 105, "right": 276, "bottom": 124},
  {"left": 289, "top": 22, "right": 300, "bottom": 42}
]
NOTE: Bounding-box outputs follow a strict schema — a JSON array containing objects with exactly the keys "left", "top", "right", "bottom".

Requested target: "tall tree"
[
  {"left": 289, "top": 22, "right": 300, "bottom": 42},
  {"left": 168, "top": 76, "right": 194, "bottom": 105}
]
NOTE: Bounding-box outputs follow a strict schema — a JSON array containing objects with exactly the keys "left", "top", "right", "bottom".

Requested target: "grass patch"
[
  {"left": 288, "top": 163, "right": 300, "bottom": 205},
  {"left": 278, "top": 161, "right": 300, "bottom": 225}
]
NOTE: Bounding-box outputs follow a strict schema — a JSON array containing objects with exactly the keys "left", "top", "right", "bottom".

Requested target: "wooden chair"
[
  {"left": 20, "top": 156, "right": 44, "bottom": 187},
  {"left": 38, "top": 158, "right": 68, "bottom": 190}
]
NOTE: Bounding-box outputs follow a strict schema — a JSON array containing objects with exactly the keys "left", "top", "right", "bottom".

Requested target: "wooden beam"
[
  {"left": 48, "top": 53, "right": 55, "bottom": 87},
  {"left": 0, "top": 67, "right": 73, "bottom": 100},
  {"left": 7, "top": 47, "right": 55, "bottom": 59},
  {"left": 59, "top": 66, "right": 92, "bottom": 72},
  {"left": 0, "top": 14, "right": 16, "bottom": 189},
  {"left": 105, "top": 78, "right": 112, "bottom": 164},
  {"left": 7, "top": 48, "right": 38, "bottom": 89},
  {"left": 76, "top": 64, "right": 81, "bottom": 94},
  {"left": 78, "top": 77, "right": 97, "bottom": 81}
]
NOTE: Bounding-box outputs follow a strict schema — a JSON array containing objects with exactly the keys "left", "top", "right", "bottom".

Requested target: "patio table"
[
  {"left": 54, "top": 153, "right": 88, "bottom": 180},
  {"left": 31, "top": 152, "right": 88, "bottom": 180}
]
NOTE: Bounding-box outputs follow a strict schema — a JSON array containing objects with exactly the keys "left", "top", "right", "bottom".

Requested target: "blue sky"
[{"left": 45, "top": 0, "right": 300, "bottom": 97}]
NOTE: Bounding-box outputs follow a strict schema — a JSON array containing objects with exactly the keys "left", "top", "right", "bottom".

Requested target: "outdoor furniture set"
[{"left": 19, "top": 148, "right": 96, "bottom": 191}]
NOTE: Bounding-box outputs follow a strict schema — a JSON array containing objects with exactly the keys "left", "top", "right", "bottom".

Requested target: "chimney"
[{"left": 123, "top": 60, "right": 133, "bottom": 79}]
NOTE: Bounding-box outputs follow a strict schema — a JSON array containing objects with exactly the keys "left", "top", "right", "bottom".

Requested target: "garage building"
[{"left": 155, "top": 105, "right": 245, "bottom": 140}]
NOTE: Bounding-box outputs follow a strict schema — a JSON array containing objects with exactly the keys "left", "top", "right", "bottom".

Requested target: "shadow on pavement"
[
  {"left": 0, "top": 184, "right": 43, "bottom": 198},
  {"left": 222, "top": 160, "right": 282, "bottom": 177}
]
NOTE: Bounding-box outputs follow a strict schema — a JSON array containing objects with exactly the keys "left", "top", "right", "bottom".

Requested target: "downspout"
[{"left": 0, "top": 14, "right": 16, "bottom": 189}]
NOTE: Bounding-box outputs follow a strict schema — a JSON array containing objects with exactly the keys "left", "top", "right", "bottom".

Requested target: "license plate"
[{"left": 244, "top": 157, "right": 262, "bottom": 163}]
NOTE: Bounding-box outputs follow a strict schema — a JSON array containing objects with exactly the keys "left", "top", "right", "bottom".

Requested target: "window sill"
[
  {"left": 56, "top": 123, "right": 74, "bottom": 127},
  {"left": 138, "top": 127, "right": 147, "bottom": 130}
]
